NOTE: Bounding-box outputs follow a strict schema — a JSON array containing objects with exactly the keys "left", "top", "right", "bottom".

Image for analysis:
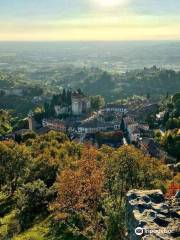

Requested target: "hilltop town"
[
  {"left": 25, "top": 90, "right": 153, "bottom": 148},
  {"left": 1, "top": 87, "right": 178, "bottom": 164}
]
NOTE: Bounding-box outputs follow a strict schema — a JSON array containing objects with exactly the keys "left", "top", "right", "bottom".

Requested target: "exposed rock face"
[{"left": 126, "top": 189, "right": 180, "bottom": 240}]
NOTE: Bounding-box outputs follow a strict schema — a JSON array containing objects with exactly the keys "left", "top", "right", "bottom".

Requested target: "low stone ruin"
[{"left": 126, "top": 189, "right": 180, "bottom": 239}]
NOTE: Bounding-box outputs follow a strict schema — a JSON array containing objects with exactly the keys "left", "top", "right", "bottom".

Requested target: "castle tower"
[{"left": 28, "top": 111, "right": 36, "bottom": 131}]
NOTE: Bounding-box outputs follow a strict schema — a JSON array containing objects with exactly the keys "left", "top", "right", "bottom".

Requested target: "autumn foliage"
[
  {"left": 0, "top": 131, "right": 174, "bottom": 239},
  {"left": 165, "top": 183, "right": 180, "bottom": 198},
  {"left": 50, "top": 147, "right": 105, "bottom": 238},
  {"left": 165, "top": 173, "right": 180, "bottom": 198}
]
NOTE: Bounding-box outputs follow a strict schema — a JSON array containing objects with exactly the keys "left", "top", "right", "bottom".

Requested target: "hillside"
[{"left": 0, "top": 131, "right": 176, "bottom": 240}]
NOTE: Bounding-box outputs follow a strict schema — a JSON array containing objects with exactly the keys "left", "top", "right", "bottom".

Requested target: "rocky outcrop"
[{"left": 126, "top": 189, "right": 180, "bottom": 240}]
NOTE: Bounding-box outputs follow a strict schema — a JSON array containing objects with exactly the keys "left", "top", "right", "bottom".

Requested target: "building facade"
[
  {"left": 78, "top": 121, "right": 121, "bottom": 134},
  {"left": 104, "top": 104, "right": 128, "bottom": 114},
  {"left": 42, "top": 119, "right": 66, "bottom": 132},
  {"left": 71, "top": 92, "right": 91, "bottom": 115}
]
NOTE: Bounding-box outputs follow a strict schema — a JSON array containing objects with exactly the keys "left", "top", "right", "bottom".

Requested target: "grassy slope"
[
  {"left": 13, "top": 217, "right": 51, "bottom": 240},
  {"left": 0, "top": 193, "right": 52, "bottom": 240},
  {"left": 0, "top": 211, "right": 52, "bottom": 240}
]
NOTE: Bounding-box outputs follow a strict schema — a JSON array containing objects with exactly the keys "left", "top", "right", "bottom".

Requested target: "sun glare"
[{"left": 92, "top": 0, "right": 127, "bottom": 8}]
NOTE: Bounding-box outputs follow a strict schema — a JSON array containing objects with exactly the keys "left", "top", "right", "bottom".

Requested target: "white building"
[
  {"left": 156, "top": 111, "right": 165, "bottom": 121},
  {"left": 104, "top": 104, "right": 128, "bottom": 114},
  {"left": 78, "top": 121, "right": 121, "bottom": 134},
  {"left": 42, "top": 119, "right": 66, "bottom": 132},
  {"left": 71, "top": 93, "right": 91, "bottom": 115}
]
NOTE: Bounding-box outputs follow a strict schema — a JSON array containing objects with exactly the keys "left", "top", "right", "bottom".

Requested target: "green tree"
[
  {"left": 0, "top": 141, "right": 31, "bottom": 194},
  {"left": 0, "top": 110, "right": 12, "bottom": 136},
  {"left": 172, "top": 93, "right": 180, "bottom": 104},
  {"left": 15, "top": 180, "right": 53, "bottom": 230},
  {"left": 105, "top": 145, "right": 171, "bottom": 211},
  {"left": 166, "top": 118, "right": 180, "bottom": 130},
  {"left": 90, "top": 95, "right": 105, "bottom": 111}
]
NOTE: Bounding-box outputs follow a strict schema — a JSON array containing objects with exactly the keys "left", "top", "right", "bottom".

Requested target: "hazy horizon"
[
  {"left": 1, "top": 0, "right": 180, "bottom": 41},
  {"left": 1, "top": 40, "right": 180, "bottom": 72}
]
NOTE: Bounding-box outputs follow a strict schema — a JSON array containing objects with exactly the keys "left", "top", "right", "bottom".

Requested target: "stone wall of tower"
[
  {"left": 71, "top": 93, "right": 91, "bottom": 115},
  {"left": 28, "top": 116, "right": 34, "bottom": 131},
  {"left": 72, "top": 97, "right": 83, "bottom": 115},
  {"left": 28, "top": 112, "right": 39, "bottom": 131}
]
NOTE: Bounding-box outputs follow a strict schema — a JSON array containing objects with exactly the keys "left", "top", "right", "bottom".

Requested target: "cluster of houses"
[
  {"left": 41, "top": 118, "right": 123, "bottom": 135},
  {"left": 28, "top": 96, "right": 155, "bottom": 148},
  {"left": 1, "top": 90, "right": 169, "bottom": 160},
  {"left": 1, "top": 87, "right": 177, "bottom": 169},
  {"left": 25, "top": 96, "right": 174, "bottom": 162}
]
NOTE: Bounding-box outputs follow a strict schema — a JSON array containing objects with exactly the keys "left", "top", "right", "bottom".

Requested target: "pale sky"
[{"left": 0, "top": 0, "right": 180, "bottom": 41}]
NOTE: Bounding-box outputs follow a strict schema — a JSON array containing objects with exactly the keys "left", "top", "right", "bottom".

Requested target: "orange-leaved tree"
[{"left": 50, "top": 147, "right": 105, "bottom": 239}]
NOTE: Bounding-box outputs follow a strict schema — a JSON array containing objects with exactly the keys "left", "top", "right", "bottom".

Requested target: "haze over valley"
[{"left": 1, "top": 41, "right": 180, "bottom": 73}]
